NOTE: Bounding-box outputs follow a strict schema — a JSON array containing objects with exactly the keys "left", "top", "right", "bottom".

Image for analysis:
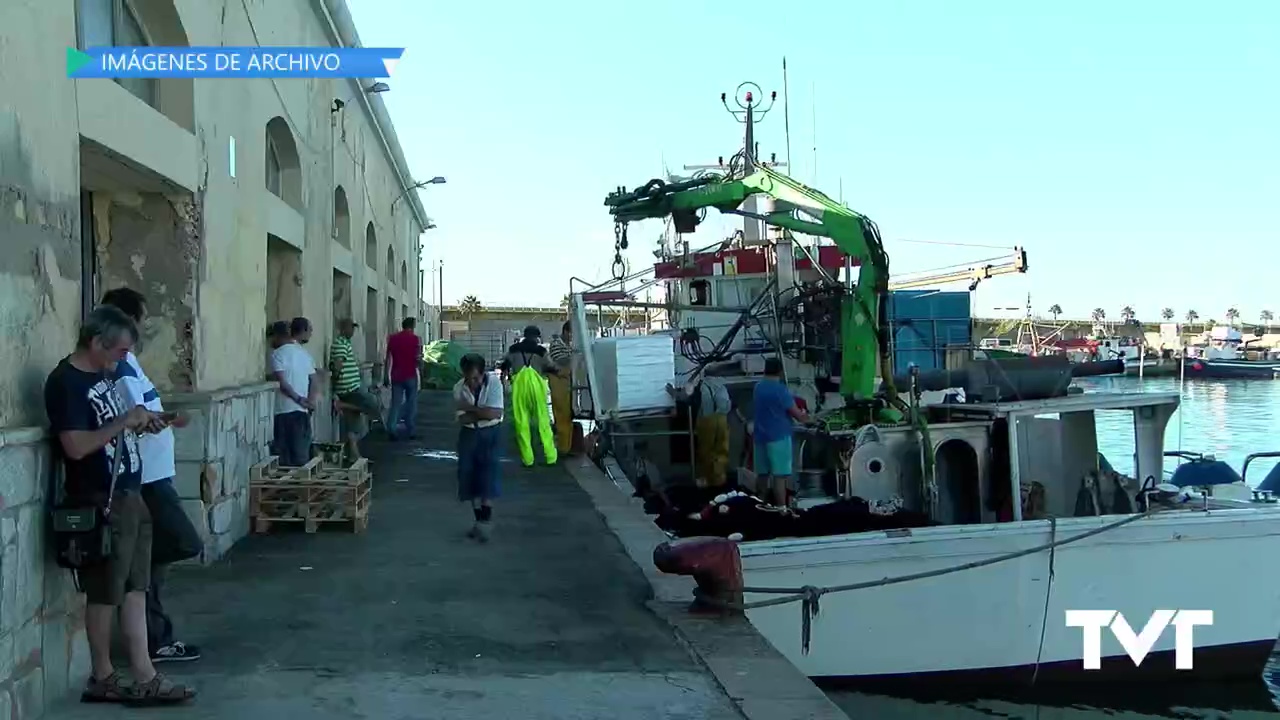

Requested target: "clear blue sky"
[{"left": 350, "top": 0, "right": 1278, "bottom": 322}]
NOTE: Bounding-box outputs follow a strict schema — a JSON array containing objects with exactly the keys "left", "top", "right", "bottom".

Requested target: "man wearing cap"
[
  {"left": 498, "top": 326, "right": 557, "bottom": 467},
  {"left": 329, "top": 318, "right": 381, "bottom": 459},
  {"left": 269, "top": 320, "right": 318, "bottom": 466}
]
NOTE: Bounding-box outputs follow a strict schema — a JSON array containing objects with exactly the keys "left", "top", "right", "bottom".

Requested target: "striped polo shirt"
[
  {"left": 329, "top": 335, "right": 362, "bottom": 394},
  {"left": 548, "top": 334, "right": 573, "bottom": 370}
]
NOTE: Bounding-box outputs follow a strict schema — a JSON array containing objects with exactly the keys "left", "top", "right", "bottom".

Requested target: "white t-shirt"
[
  {"left": 115, "top": 352, "right": 175, "bottom": 485},
  {"left": 270, "top": 342, "right": 316, "bottom": 415},
  {"left": 453, "top": 372, "right": 504, "bottom": 429}
]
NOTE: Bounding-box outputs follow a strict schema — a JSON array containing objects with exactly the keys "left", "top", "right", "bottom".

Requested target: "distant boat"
[{"left": 1182, "top": 326, "right": 1280, "bottom": 380}]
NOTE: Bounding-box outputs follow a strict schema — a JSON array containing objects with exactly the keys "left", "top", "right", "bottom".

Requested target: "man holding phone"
[{"left": 102, "top": 288, "right": 204, "bottom": 664}]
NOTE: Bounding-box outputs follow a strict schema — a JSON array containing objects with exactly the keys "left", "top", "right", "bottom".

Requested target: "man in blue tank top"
[{"left": 752, "top": 358, "right": 810, "bottom": 507}]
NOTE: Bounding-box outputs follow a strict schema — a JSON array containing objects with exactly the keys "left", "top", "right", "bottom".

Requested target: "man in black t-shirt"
[{"left": 45, "top": 306, "right": 195, "bottom": 705}]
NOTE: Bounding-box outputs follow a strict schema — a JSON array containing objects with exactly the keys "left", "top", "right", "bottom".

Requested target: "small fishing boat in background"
[{"left": 1183, "top": 327, "right": 1280, "bottom": 380}]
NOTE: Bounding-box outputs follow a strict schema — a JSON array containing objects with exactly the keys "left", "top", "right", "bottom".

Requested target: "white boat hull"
[{"left": 739, "top": 508, "right": 1280, "bottom": 682}]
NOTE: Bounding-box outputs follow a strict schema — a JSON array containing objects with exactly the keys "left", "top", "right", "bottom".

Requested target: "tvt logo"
[{"left": 1065, "top": 610, "right": 1213, "bottom": 670}]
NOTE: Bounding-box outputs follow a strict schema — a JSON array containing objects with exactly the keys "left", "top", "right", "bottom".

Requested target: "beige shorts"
[{"left": 77, "top": 490, "right": 152, "bottom": 606}]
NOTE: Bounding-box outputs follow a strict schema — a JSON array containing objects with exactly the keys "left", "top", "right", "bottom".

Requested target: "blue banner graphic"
[{"left": 66, "top": 46, "right": 404, "bottom": 79}]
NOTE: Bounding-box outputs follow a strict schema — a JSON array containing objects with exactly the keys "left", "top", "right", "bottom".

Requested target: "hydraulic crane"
[
  {"left": 889, "top": 248, "right": 1028, "bottom": 292},
  {"left": 605, "top": 164, "right": 905, "bottom": 424}
]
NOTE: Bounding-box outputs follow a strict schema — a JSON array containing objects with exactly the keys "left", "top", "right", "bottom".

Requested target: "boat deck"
[{"left": 930, "top": 390, "right": 1180, "bottom": 418}]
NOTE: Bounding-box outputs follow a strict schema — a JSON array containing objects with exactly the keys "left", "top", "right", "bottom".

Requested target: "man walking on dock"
[
  {"left": 455, "top": 353, "right": 504, "bottom": 541},
  {"left": 383, "top": 317, "right": 422, "bottom": 441},
  {"left": 500, "top": 326, "right": 557, "bottom": 467}
]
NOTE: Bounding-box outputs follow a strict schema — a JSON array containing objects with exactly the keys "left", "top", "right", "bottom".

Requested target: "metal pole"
[
  {"left": 811, "top": 81, "right": 817, "bottom": 185},
  {"left": 783, "top": 57, "right": 792, "bottom": 180},
  {"left": 437, "top": 261, "right": 444, "bottom": 341}
]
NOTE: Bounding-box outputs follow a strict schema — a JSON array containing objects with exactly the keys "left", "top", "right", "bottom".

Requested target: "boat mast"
[{"left": 681, "top": 82, "right": 786, "bottom": 247}]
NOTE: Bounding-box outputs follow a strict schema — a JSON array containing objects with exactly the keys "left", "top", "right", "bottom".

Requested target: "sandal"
[
  {"left": 125, "top": 673, "right": 197, "bottom": 706},
  {"left": 81, "top": 672, "right": 130, "bottom": 703}
]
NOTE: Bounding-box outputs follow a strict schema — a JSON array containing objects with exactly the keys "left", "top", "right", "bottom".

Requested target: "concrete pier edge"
[{"left": 563, "top": 456, "right": 849, "bottom": 720}]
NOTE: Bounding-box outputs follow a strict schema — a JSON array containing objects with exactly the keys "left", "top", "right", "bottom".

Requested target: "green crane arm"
[{"left": 605, "top": 165, "right": 898, "bottom": 410}]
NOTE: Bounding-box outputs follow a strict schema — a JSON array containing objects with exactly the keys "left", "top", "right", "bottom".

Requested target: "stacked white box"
[{"left": 591, "top": 334, "right": 676, "bottom": 415}]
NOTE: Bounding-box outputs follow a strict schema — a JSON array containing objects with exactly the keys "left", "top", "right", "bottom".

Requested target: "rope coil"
[{"left": 696, "top": 507, "right": 1162, "bottom": 654}]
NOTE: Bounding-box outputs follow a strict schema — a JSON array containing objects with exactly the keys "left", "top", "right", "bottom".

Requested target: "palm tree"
[
  {"left": 1161, "top": 308, "right": 1174, "bottom": 321},
  {"left": 1048, "top": 304, "right": 1063, "bottom": 321},
  {"left": 1262, "top": 309, "right": 1274, "bottom": 330},
  {"left": 1091, "top": 308, "right": 1106, "bottom": 323},
  {"left": 1120, "top": 306, "right": 1136, "bottom": 325},
  {"left": 459, "top": 295, "right": 482, "bottom": 329},
  {"left": 1225, "top": 307, "right": 1240, "bottom": 326},
  {"left": 1185, "top": 310, "right": 1199, "bottom": 329}
]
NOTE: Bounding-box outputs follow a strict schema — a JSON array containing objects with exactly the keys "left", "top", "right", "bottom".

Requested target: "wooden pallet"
[{"left": 249, "top": 456, "right": 372, "bottom": 534}]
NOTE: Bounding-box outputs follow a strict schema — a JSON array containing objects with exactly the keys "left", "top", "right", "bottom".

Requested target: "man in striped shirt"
[
  {"left": 329, "top": 319, "right": 381, "bottom": 459},
  {"left": 546, "top": 321, "right": 575, "bottom": 455}
]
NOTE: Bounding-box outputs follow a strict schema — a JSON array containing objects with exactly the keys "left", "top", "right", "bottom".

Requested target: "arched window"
[
  {"left": 386, "top": 246, "right": 395, "bottom": 284},
  {"left": 400, "top": 261, "right": 408, "bottom": 288},
  {"left": 264, "top": 117, "right": 302, "bottom": 208},
  {"left": 364, "top": 223, "right": 377, "bottom": 269},
  {"left": 333, "top": 187, "right": 351, "bottom": 247}
]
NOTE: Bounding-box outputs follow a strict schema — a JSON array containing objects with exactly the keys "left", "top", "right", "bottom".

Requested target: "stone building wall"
[
  {"left": 0, "top": 0, "right": 430, "bottom": 715},
  {"left": 0, "top": 431, "right": 89, "bottom": 720}
]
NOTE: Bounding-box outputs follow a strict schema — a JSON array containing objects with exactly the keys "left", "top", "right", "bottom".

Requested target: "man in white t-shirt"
[
  {"left": 453, "top": 353, "right": 505, "bottom": 542},
  {"left": 102, "top": 287, "right": 204, "bottom": 665},
  {"left": 268, "top": 320, "right": 319, "bottom": 466}
]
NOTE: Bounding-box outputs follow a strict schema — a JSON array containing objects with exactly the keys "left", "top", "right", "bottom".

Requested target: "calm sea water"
[{"left": 826, "top": 376, "right": 1280, "bottom": 720}]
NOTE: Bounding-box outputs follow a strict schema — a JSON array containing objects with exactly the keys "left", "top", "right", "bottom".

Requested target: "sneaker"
[
  {"left": 475, "top": 522, "right": 492, "bottom": 543},
  {"left": 151, "top": 642, "right": 201, "bottom": 663}
]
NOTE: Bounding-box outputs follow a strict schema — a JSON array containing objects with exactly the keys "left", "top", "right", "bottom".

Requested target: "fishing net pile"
[
  {"left": 651, "top": 487, "right": 935, "bottom": 541},
  {"left": 421, "top": 340, "right": 469, "bottom": 389}
]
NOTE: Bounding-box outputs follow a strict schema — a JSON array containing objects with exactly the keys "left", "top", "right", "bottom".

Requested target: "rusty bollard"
[{"left": 653, "top": 536, "right": 744, "bottom": 614}]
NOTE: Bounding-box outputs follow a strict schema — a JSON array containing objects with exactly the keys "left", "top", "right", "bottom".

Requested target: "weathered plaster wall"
[
  {"left": 0, "top": 0, "right": 85, "bottom": 429},
  {"left": 93, "top": 193, "right": 198, "bottom": 391},
  {"left": 266, "top": 236, "right": 304, "bottom": 325}
]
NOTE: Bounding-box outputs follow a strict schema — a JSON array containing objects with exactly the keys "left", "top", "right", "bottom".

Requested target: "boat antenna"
[
  {"left": 683, "top": 83, "right": 782, "bottom": 245},
  {"left": 783, "top": 57, "right": 792, "bottom": 180},
  {"left": 811, "top": 81, "right": 818, "bottom": 185}
]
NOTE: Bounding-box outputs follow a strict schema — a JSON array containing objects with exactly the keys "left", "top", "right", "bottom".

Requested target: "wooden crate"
[{"left": 249, "top": 456, "right": 372, "bottom": 534}]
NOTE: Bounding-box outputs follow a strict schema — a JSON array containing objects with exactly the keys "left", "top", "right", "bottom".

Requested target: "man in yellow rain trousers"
[
  {"left": 546, "top": 321, "right": 575, "bottom": 456},
  {"left": 666, "top": 372, "right": 732, "bottom": 487},
  {"left": 499, "top": 326, "right": 558, "bottom": 467}
]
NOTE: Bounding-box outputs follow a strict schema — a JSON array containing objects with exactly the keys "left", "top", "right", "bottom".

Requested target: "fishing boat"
[
  {"left": 1183, "top": 326, "right": 1280, "bottom": 379},
  {"left": 564, "top": 82, "right": 1280, "bottom": 686}
]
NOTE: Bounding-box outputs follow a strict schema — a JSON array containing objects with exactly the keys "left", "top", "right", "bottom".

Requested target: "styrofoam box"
[{"left": 591, "top": 335, "right": 676, "bottom": 415}]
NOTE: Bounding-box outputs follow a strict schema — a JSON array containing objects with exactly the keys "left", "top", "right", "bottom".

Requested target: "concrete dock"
[{"left": 51, "top": 389, "right": 850, "bottom": 719}]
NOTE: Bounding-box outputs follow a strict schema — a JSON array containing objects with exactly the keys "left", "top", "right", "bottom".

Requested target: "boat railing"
[{"left": 1243, "top": 452, "right": 1280, "bottom": 485}]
